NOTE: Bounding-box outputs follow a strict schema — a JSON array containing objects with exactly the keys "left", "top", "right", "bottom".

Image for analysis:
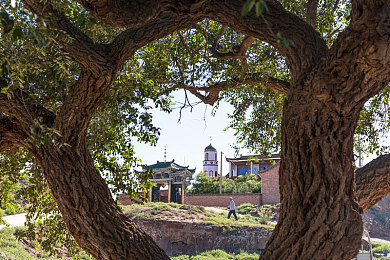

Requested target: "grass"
[
  {"left": 170, "top": 249, "right": 260, "bottom": 260},
  {"left": 201, "top": 211, "right": 275, "bottom": 229},
  {"left": 236, "top": 203, "right": 257, "bottom": 215},
  {"left": 373, "top": 241, "right": 390, "bottom": 259},
  {"left": 122, "top": 202, "right": 276, "bottom": 229},
  {"left": 0, "top": 226, "right": 92, "bottom": 260},
  {"left": 121, "top": 202, "right": 207, "bottom": 221},
  {"left": 0, "top": 227, "right": 55, "bottom": 259}
]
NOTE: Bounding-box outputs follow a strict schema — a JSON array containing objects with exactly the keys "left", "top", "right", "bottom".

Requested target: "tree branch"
[
  {"left": 0, "top": 78, "right": 56, "bottom": 151},
  {"left": 212, "top": 25, "right": 228, "bottom": 49},
  {"left": 108, "top": 13, "right": 201, "bottom": 69},
  {"left": 180, "top": 74, "right": 289, "bottom": 105},
  {"left": 21, "top": 0, "right": 110, "bottom": 72},
  {"left": 55, "top": 13, "right": 201, "bottom": 145},
  {"left": 197, "top": 0, "right": 329, "bottom": 82},
  {"left": 306, "top": 0, "right": 319, "bottom": 28},
  {"left": 0, "top": 117, "right": 26, "bottom": 153},
  {"left": 77, "top": 0, "right": 329, "bottom": 82},
  {"left": 77, "top": 0, "right": 198, "bottom": 28},
  {"left": 318, "top": 1, "right": 390, "bottom": 109},
  {"left": 209, "top": 35, "right": 256, "bottom": 71},
  {"left": 356, "top": 154, "right": 390, "bottom": 213}
]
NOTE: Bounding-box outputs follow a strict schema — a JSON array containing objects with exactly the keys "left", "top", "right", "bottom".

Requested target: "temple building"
[
  {"left": 142, "top": 160, "right": 195, "bottom": 204},
  {"left": 226, "top": 154, "right": 281, "bottom": 204},
  {"left": 203, "top": 144, "right": 218, "bottom": 177},
  {"left": 226, "top": 154, "right": 280, "bottom": 178}
]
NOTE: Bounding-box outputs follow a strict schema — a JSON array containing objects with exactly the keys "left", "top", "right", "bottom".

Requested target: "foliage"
[
  {"left": 189, "top": 172, "right": 261, "bottom": 194},
  {"left": 201, "top": 211, "right": 274, "bottom": 229},
  {"left": 0, "top": 226, "right": 91, "bottom": 259},
  {"left": 372, "top": 241, "right": 390, "bottom": 255},
  {"left": 0, "top": 227, "right": 54, "bottom": 259},
  {"left": 121, "top": 202, "right": 274, "bottom": 228},
  {"left": 171, "top": 249, "right": 260, "bottom": 260},
  {"left": 0, "top": 0, "right": 173, "bottom": 256},
  {"left": 0, "top": 0, "right": 389, "bottom": 257},
  {"left": 236, "top": 203, "right": 257, "bottom": 215},
  {"left": 222, "top": 226, "right": 240, "bottom": 235}
]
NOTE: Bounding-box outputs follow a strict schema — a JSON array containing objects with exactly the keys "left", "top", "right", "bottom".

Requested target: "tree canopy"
[
  {"left": 0, "top": 0, "right": 390, "bottom": 259},
  {"left": 189, "top": 172, "right": 261, "bottom": 194}
]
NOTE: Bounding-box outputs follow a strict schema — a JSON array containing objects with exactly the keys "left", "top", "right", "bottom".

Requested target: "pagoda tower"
[{"left": 203, "top": 144, "right": 218, "bottom": 177}]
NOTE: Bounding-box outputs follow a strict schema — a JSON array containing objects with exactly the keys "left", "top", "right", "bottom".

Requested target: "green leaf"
[
  {"left": 242, "top": 0, "right": 256, "bottom": 16},
  {"left": 12, "top": 27, "right": 23, "bottom": 40},
  {"left": 255, "top": 1, "right": 264, "bottom": 16}
]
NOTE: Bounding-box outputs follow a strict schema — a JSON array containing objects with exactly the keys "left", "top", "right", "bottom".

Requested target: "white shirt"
[{"left": 229, "top": 200, "right": 236, "bottom": 210}]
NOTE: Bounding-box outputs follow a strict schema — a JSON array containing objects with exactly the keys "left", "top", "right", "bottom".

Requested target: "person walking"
[{"left": 227, "top": 197, "right": 238, "bottom": 221}]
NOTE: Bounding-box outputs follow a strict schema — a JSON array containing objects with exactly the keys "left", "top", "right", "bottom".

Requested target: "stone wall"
[
  {"left": 259, "top": 163, "right": 280, "bottom": 205},
  {"left": 185, "top": 193, "right": 262, "bottom": 207},
  {"left": 135, "top": 219, "right": 272, "bottom": 256}
]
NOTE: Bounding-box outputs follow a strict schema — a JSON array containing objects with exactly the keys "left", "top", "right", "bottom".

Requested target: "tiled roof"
[
  {"left": 142, "top": 160, "right": 196, "bottom": 174},
  {"left": 204, "top": 144, "right": 216, "bottom": 151}
]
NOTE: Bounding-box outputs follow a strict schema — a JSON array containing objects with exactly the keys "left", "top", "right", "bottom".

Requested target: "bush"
[
  {"left": 372, "top": 241, "right": 390, "bottom": 254},
  {"left": 170, "top": 249, "right": 260, "bottom": 259},
  {"left": 189, "top": 172, "right": 261, "bottom": 194},
  {"left": 236, "top": 204, "right": 257, "bottom": 215},
  {"left": 191, "top": 249, "right": 232, "bottom": 260},
  {"left": 0, "top": 227, "right": 53, "bottom": 259}
]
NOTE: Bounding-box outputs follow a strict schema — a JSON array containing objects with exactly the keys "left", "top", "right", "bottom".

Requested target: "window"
[
  {"left": 209, "top": 170, "right": 213, "bottom": 177},
  {"left": 205, "top": 153, "right": 209, "bottom": 160},
  {"left": 237, "top": 165, "right": 250, "bottom": 176}
]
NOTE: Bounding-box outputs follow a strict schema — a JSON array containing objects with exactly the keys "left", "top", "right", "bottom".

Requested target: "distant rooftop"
[
  {"left": 142, "top": 160, "right": 196, "bottom": 174},
  {"left": 204, "top": 144, "right": 216, "bottom": 151}
]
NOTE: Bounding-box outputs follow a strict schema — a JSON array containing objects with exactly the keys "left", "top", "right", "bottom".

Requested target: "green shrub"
[
  {"left": 189, "top": 172, "right": 261, "bottom": 194},
  {"left": 234, "top": 250, "right": 260, "bottom": 260},
  {"left": 222, "top": 226, "right": 240, "bottom": 235},
  {"left": 170, "top": 249, "right": 260, "bottom": 259},
  {"left": 236, "top": 204, "right": 257, "bottom": 215},
  {"left": 372, "top": 241, "right": 390, "bottom": 254},
  {"left": 0, "top": 227, "right": 53, "bottom": 259},
  {"left": 191, "top": 249, "right": 231, "bottom": 260},
  {"left": 171, "top": 255, "right": 190, "bottom": 260}
]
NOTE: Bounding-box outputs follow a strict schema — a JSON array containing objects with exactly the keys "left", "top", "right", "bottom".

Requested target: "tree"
[
  {"left": 0, "top": 0, "right": 390, "bottom": 259},
  {"left": 189, "top": 172, "right": 261, "bottom": 194}
]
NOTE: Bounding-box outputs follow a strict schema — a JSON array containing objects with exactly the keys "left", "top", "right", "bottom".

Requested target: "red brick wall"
[
  {"left": 117, "top": 193, "right": 145, "bottom": 205},
  {"left": 259, "top": 163, "right": 280, "bottom": 205},
  {"left": 184, "top": 193, "right": 262, "bottom": 207}
]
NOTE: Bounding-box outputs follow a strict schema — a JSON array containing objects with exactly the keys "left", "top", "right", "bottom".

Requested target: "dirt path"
[
  {"left": 204, "top": 207, "right": 228, "bottom": 214},
  {"left": 371, "top": 237, "right": 390, "bottom": 244},
  {"left": 0, "top": 213, "right": 27, "bottom": 229}
]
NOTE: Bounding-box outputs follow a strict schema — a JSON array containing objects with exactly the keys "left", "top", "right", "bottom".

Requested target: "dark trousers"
[{"left": 228, "top": 210, "right": 238, "bottom": 220}]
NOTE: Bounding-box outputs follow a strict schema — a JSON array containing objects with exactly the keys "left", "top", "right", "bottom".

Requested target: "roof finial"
[
  {"left": 164, "top": 146, "right": 167, "bottom": 162},
  {"left": 210, "top": 136, "right": 212, "bottom": 144}
]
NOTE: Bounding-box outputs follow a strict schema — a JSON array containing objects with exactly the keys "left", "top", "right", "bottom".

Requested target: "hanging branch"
[
  {"left": 306, "top": 0, "right": 319, "bottom": 28},
  {"left": 178, "top": 74, "right": 290, "bottom": 105},
  {"left": 209, "top": 33, "right": 256, "bottom": 71}
]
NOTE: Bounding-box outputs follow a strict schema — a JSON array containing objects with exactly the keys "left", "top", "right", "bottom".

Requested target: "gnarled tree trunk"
[
  {"left": 261, "top": 86, "right": 363, "bottom": 259},
  {"left": 1, "top": 0, "right": 389, "bottom": 259},
  {"left": 30, "top": 141, "right": 169, "bottom": 260}
]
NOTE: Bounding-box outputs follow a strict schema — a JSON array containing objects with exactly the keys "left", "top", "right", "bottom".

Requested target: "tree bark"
[
  {"left": 260, "top": 84, "right": 363, "bottom": 259},
  {"left": 29, "top": 141, "right": 169, "bottom": 260},
  {"left": 356, "top": 154, "right": 390, "bottom": 213},
  {"left": 3, "top": 0, "right": 390, "bottom": 259}
]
